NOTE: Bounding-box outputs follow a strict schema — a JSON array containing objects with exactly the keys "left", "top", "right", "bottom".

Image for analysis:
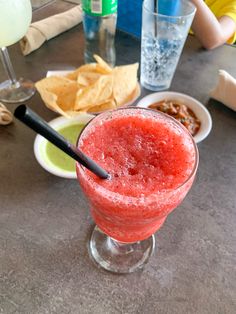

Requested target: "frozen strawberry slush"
[{"left": 76, "top": 108, "right": 198, "bottom": 242}]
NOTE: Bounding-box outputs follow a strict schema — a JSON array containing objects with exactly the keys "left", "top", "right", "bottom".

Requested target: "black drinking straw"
[
  {"left": 154, "top": 0, "right": 158, "bottom": 14},
  {"left": 154, "top": 0, "right": 158, "bottom": 37},
  {"left": 14, "top": 105, "right": 109, "bottom": 180}
]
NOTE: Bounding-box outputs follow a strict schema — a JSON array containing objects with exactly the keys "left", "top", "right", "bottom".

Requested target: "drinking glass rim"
[
  {"left": 76, "top": 107, "right": 199, "bottom": 201},
  {"left": 142, "top": 0, "right": 196, "bottom": 20}
]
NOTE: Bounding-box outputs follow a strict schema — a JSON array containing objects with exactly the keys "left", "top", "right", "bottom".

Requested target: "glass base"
[
  {"left": 141, "top": 80, "right": 170, "bottom": 92},
  {"left": 89, "top": 225, "right": 155, "bottom": 273},
  {"left": 0, "top": 78, "right": 35, "bottom": 103}
]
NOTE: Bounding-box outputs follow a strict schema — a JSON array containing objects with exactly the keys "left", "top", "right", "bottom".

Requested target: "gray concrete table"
[
  {"left": 0, "top": 1, "right": 236, "bottom": 313},
  {"left": 31, "top": 0, "right": 55, "bottom": 11}
]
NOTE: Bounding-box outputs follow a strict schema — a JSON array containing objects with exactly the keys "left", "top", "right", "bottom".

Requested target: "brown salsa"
[{"left": 148, "top": 100, "right": 201, "bottom": 136}]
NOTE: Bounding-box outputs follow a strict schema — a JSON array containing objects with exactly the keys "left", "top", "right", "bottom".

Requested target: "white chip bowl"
[
  {"left": 136, "top": 91, "right": 212, "bottom": 143},
  {"left": 34, "top": 114, "right": 94, "bottom": 179}
]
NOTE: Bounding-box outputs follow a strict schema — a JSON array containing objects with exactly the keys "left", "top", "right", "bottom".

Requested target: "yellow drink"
[{"left": 0, "top": 0, "right": 32, "bottom": 47}]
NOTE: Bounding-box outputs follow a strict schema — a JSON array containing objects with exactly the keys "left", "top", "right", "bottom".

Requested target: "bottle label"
[{"left": 82, "top": 0, "right": 117, "bottom": 16}]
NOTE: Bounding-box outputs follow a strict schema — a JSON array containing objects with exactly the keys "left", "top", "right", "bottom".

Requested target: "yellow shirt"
[{"left": 205, "top": 0, "right": 236, "bottom": 43}]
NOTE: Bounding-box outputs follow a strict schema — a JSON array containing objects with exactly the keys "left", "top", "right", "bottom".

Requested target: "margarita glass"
[
  {"left": 76, "top": 107, "right": 199, "bottom": 273},
  {"left": 0, "top": 0, "right": 35, "bottom": 103}
]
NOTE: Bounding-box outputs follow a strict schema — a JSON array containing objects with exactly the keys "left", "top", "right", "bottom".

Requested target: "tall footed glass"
[
  {"left": 76, "top": 108, "right": 199, "bottom": 273},
  {"left": 0, "top": 0, "right": 35, "bottom": 103}
]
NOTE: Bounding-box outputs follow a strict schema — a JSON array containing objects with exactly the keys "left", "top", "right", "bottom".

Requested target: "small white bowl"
[
  {"left": 34, "top": 114, "right": 94, "bottom": 179},
  {"left": 136, "top": 91, "right": 212, "bottom": 143}
]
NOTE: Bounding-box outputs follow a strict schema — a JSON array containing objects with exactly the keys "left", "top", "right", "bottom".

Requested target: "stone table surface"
[
  {"left": 0, "top": 1, "right": 236, "bottom": 313},
  {"left": 31, "top": 0, "right": 55, "bottom": 11}
]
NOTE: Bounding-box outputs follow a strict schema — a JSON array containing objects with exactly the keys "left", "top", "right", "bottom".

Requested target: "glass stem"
[
  {"left": 107, "top": 237, "right": 138, "bottom": 254},
  {"left": 0, "top": 47, "right": 19, "bottom": 87}
]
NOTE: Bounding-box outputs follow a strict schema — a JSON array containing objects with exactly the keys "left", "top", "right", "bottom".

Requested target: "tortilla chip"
[
  {"left": 87, "top": 99, "right": 117, "bottom": 113},
  {"left": 35, "top": 76, "right": 79, "bottom": 113},
  {"left": 75, "top": 75, "right": 113, "bottom": 110},
  {"left": 93, "top": 54, "right": 113, "bottom": 73},
  {"left": 112, "top": 63, "right": 139, "bottom": 106},
  {"left": 77, "top": 72, "right": 104, "bottom": 86},
  {"left": 66, "top": 62, "right": 111, "bottom": 82},
  {"left": 36, "top": 56, "right": 139, "bottom": 116}
]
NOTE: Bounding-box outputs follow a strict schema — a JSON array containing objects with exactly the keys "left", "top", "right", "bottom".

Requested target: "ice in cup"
[{"left": 140, "top": 0, "right": 196, "bottom": 91}]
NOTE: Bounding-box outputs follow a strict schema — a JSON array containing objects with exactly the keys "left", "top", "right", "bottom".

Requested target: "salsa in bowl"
[{"left": 136, "top": 91, "right": 212, "bottom": 143}]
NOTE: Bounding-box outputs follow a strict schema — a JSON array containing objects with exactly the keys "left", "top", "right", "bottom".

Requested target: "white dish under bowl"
[
  {"left": 47, "top": 70, "right": 73, "bottom": 77},
  {"left": 136, "top": 91, "right": 212, "bottom": 143},
  {"left": 34, "top": 114, "right": 94, "bottom": 179}
]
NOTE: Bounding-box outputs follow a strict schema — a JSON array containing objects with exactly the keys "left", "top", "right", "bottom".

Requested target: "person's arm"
[{"left": 191, "top": 0, "right": 236, "bottom": 49}]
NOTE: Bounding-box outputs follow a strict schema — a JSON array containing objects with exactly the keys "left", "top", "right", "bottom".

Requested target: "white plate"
[
  {"left": 136, "top": 91, "right": 212, "bottom": 143},
  {"left": 46, "top": 70, "right": 74, "bottom": 77},
  {"left": 34, "top": 114, "right": 94, "bottom": 179}
]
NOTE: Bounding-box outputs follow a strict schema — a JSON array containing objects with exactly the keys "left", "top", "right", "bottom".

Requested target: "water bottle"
[{"left": 82, "top": 0, "right": 117, "bottom": 66}]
